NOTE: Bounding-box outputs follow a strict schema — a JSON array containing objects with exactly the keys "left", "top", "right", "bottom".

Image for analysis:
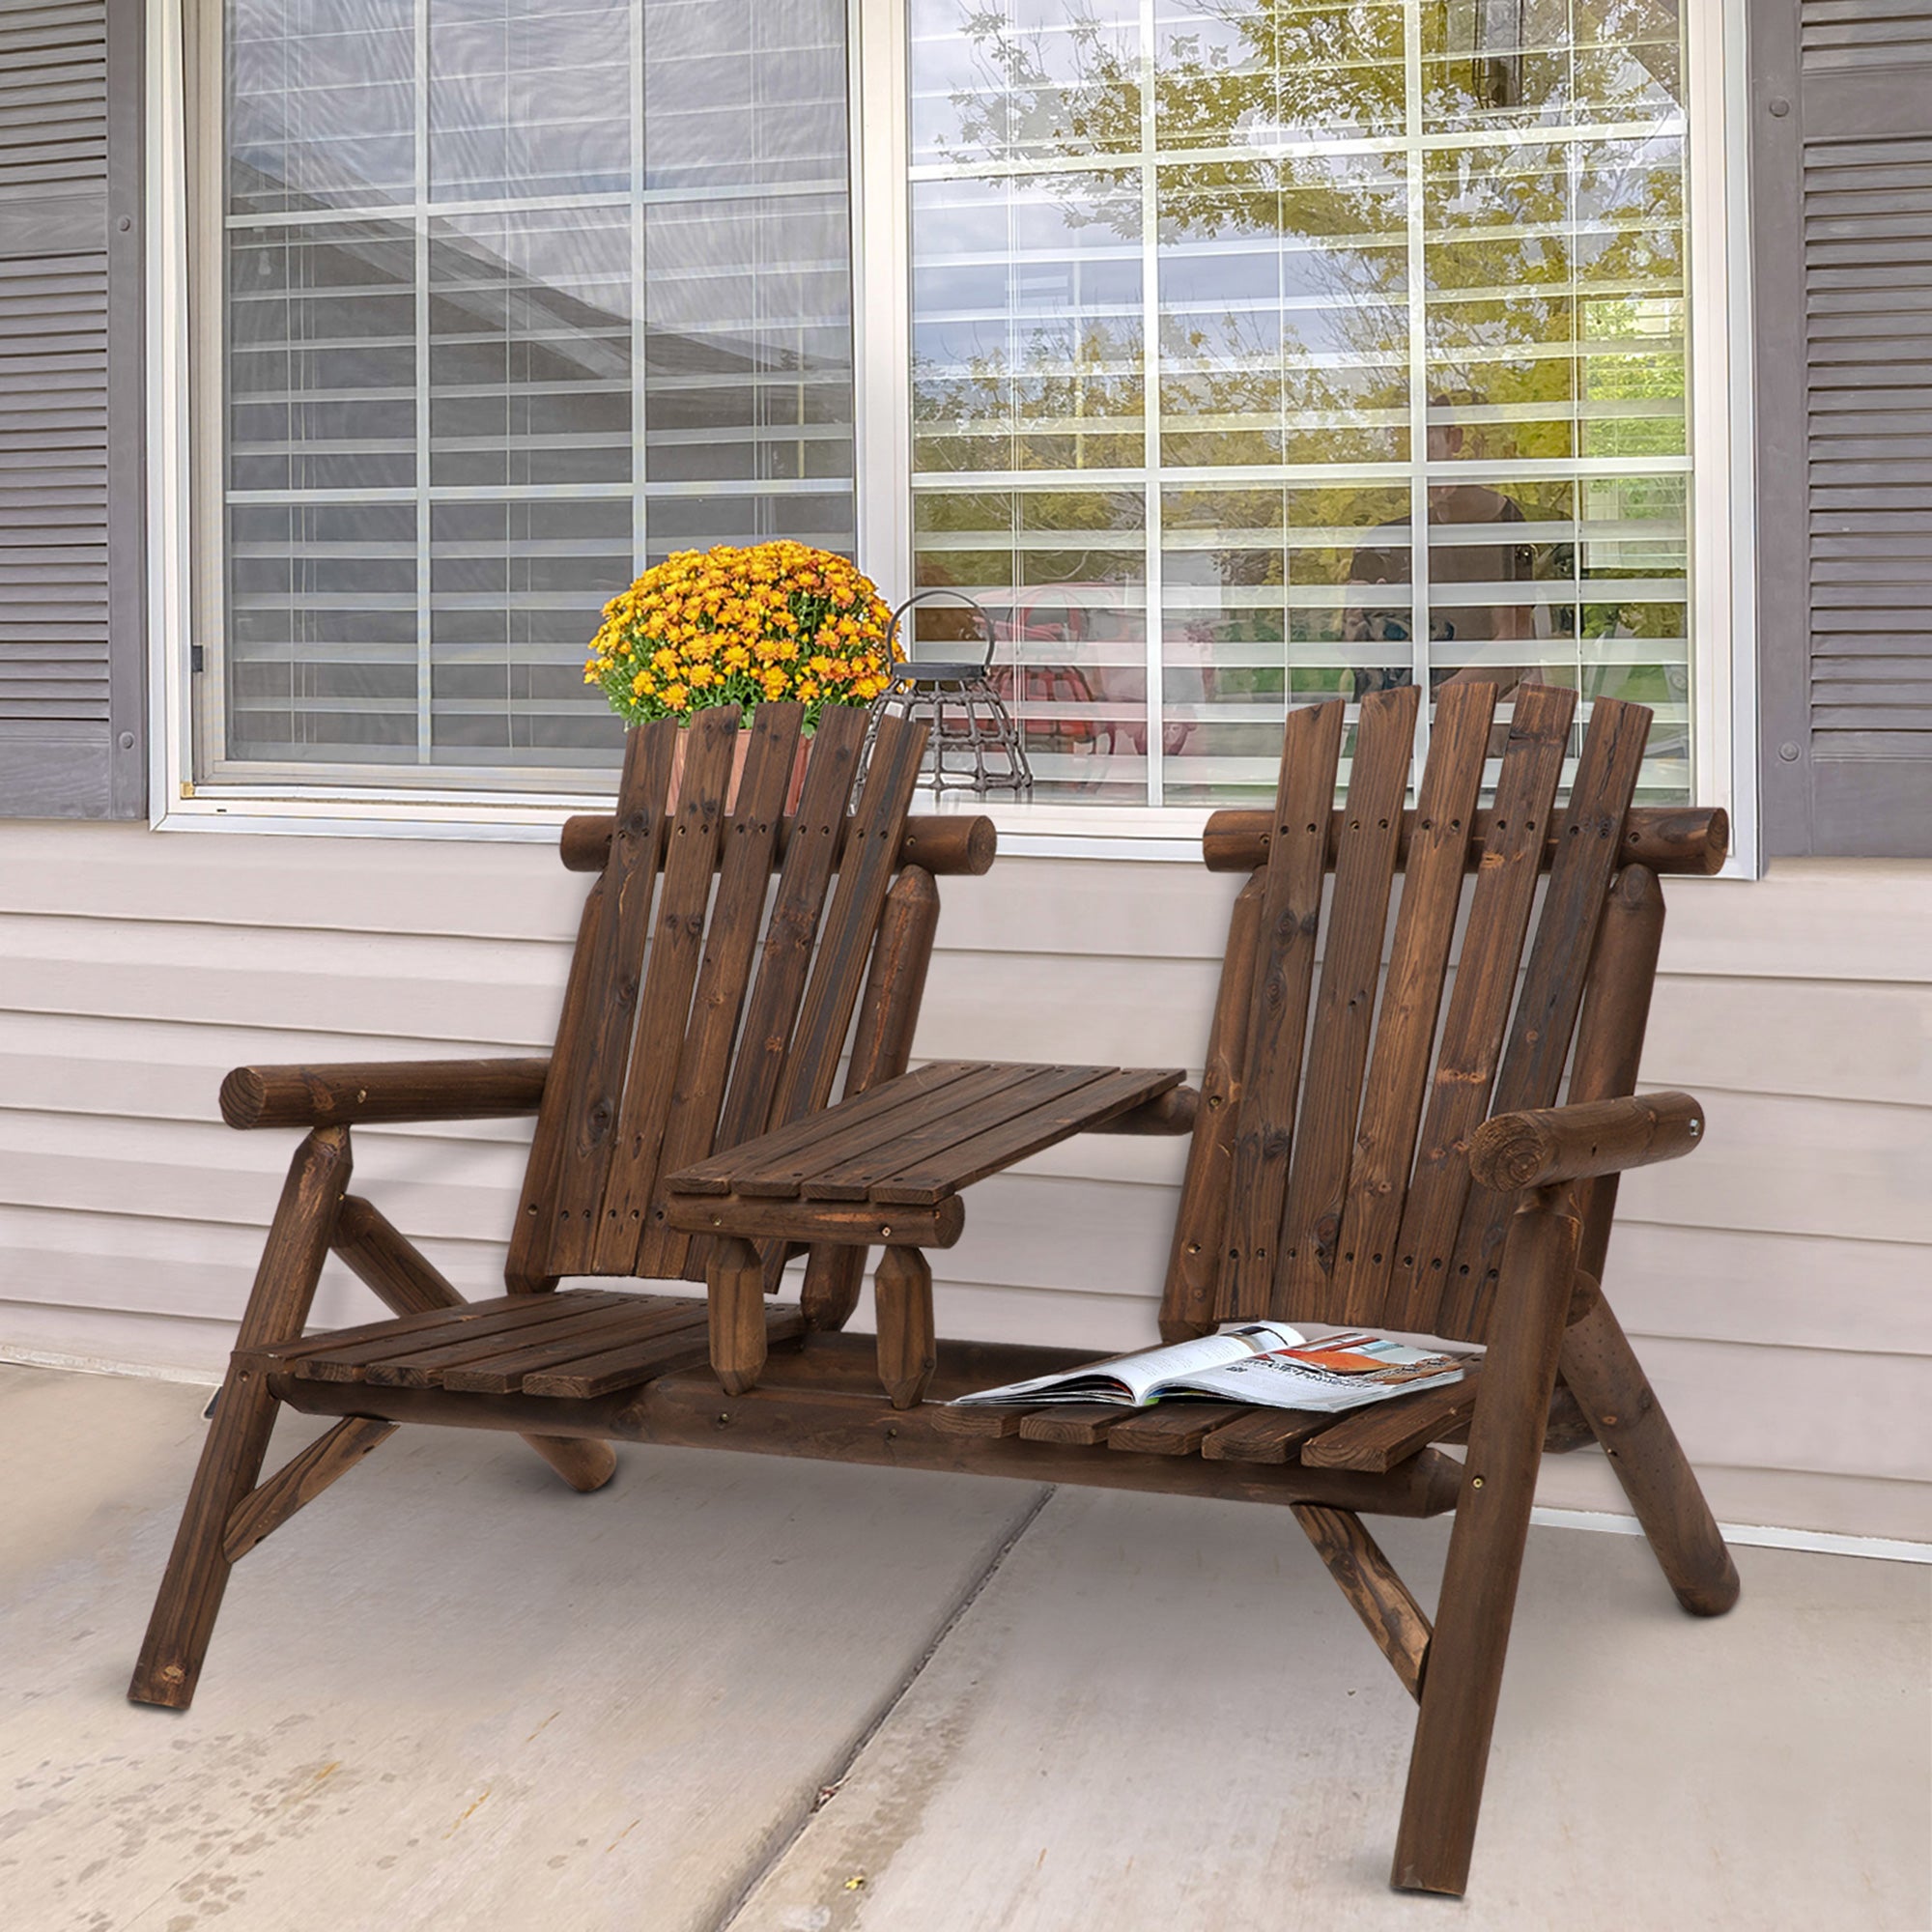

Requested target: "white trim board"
[{"left": 5, "top": 1347, "right": 1922, "bottom": 1566}]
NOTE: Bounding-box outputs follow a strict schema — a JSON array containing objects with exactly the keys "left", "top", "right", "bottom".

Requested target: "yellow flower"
[{"left": 663, "top": 681, "right": 689, "bottom": 710}]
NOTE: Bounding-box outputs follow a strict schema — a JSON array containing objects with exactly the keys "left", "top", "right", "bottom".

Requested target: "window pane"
[
  {"left": 217, "top": 0, "right": 856, "bottom": 781},
  {"left": 909, "top": 0, "right": 1693, "bottom": 804}
]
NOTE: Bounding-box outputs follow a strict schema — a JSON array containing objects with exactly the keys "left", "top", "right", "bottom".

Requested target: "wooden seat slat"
[
  {"left": 1441, "top": 700, "right": 1652, "bottom": 1335},
  {"left": 364, "top": 1298, "right": 656, "bottom": 1389},
  {"left": 251, "top": 1293, "right": 541, "bottom": 1367},
  {"left": 645, "top": 706, "right": 808, "bottom": 1278},
  {"left": 546, "top": 721, "right": 678, "bottom": 1276},
  {"left": 593, "top": 707, "right": 743, "bottom": 1270},
  {"left": 1199, "top": 1408, "right": 1331, "bottom": 1463},
  {"left": 524, "top": 1305, "right": 805, "bottom": 1399},
  {"left": 1278, "top": 685, "right": 1419, "bottom": 1319},
  {"left": 1107, "top": 1403, "right": 1252, "bottom": 1456},
  {"left": 929, "top": 1404, "right": 1028, "bottom": 1437},
  {"left": 1299, "top": 1368, "right": 1484, "bottom": 1473},
  {"left": 866, "top": 1065, "right": 1185, "bottom": 1208},
  {"left": 440, "top": 1300, "right": 712, "bottom": 1394},
  {"left": 1018, "top": 1404, "right": 1139, "bottom": 1446},
  {"left": 1385, "top": 683, "right": 1577, "bottom": 1337},
  {"left": 1221, "top": 700, "right": 1347, "bottom": 1319},
  {"left": 1333, "top": 681, "right": 1494, "bottom": 1326},
  {"left": 289, "top": 1292, "right": 634, "bottom": 1382},
  {"left": 750, "top": 1062, "right": 1040, "bottom": 1200}
]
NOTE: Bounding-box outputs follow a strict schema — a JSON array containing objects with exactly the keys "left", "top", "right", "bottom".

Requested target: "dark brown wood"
[
  {"left": 291, "top": 1292, "right": 632, "bottom": 1383},
  {"left": 129, "top": 1125, "right": 353, "bottom": 1710},
  {"left": 328, "top": 1194, "right": 617, "bottom": 1492},
  {"left": 278, "top": 1332, "right": 1469, "bottom": 1518},
  {"left": 1393, "top": 1190, "right": 1579, "bottom": 1895},
  {"left": 1560, "top": 1295, "right": 1740, "bottom": 1616},
  {"left": 873, "top": 1246, "right": 936, "bottom": 1408},
  {"left": 545, "top": 719, "right": 678, "bottom": 1275},
  {"left": 440, "top": 1300, "right": 712, "bottom": 1394},
  {"left": 1278, "top": 684, "right": 1417, "bottom": 1317},
  {"left": 1086, "top": 1084, "right": 1199, "bottom": 1136},
  {"left": 222, "top": 1418, "right": 396, "bottom": 1563},
  {"left": 505, "top": 870, "right": 608, "bottom": 1292},
  {"left": 592, "top": 705, "right": 741, "bottom": 1267},
  {"left": 670, "top": 1192, "right": 966, "bottom": 1250},
  {"left": 1107, "top": 1402, "right": 1250, "bottom": 1456},
  {"left": 560, "top": 807, "right": 997, "bottom": 878},
  {"left": 1159, "top": 872, "right": 1264, "bottom": 1340},
  {"left": 1386, "top": 681, "right": 1577, "bottom": 1337},
  {"left": 708, "top": 1236, "right": 768, "bottom": 1396},
  {"left": 1445, "top": 696, "right": 1654, "bottom": 1334},
  {"left": 1470, "top": 1091, "right": 1704, "bottom": 1192},
  {"left": 647, "top": 706, "right": 804, "bottom": 1279},
  {"left": 220, "top": 1058, "right": 550, "bottom": 1132},
  {"left": 930, "top": 1403, "right": 1027, "bottom": 1437},
  {"left": 1564, "top": 864, "right": 1668, "bottom": 1282},
  {"left": 1333, "top": 679, "right": 1493, "bottom": 1326},
  {"left": 1299, "top": 1367, "right": 1483, "bottom": 1473},
  {"left": 1016, "top": 1404, "right": 1138, "bottom": 1445},
  {"left": 1292, "top": 1503, "right": 1432, "bottom": 1700},
  {"left": 1199, "top": 1407, "right": 1331, "bottom": 1463},
  {"left": 524, "top": 1308, "right": 804, "bottom": 1400},
  {"left": 1222, "top": 698, "right": 1348, "bottom": 1318},
  {"left": 802, "top": 865, "right": 940, "bottom": 1329},
  {"left": 1201, "top": 804, "right": 1728, "bottom": 877}
]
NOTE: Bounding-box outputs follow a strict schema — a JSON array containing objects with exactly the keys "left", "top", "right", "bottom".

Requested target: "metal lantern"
[{"left": 862, "top": 588, "right": 1034, "bottom": 799}]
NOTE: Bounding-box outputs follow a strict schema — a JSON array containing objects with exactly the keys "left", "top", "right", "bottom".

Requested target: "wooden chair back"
[
  {"left": 1162, "top": 681, "right": 1682, "bottom": 1347},
  {"left": 507, "top": 701, "right": 931, "bottom": 1289}
]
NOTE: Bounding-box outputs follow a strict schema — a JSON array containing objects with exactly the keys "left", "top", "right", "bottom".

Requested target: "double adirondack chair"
[{"left": 131, "top": 681, "right": 1738, "bottom": 1898}]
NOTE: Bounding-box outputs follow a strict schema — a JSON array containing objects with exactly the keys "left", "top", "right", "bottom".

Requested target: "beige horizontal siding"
[{"left": 1, "top": 822, "right": 1927, "bottom": 1544}]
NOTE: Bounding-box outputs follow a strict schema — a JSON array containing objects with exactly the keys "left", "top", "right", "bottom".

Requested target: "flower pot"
[{"left": 665, "top": 718, "right": 810, "bottom": 816}]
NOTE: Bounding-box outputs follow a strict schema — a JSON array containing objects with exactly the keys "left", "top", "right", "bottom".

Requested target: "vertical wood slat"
[
  {"left": 590, "top": 704, "right": 740, "bottom": 1269},
  {"left": 1159, "top": 870, "right": 1264, "bottom": 1339},
  {"left": 545, "top": 720, "right": 679, "bottom": 1275},
  {"left": 1441, "top": 697, "right": 1652, "bottom": 1336},
  {"left": 1384, "top": 681, "right": 1577, "bottom": 1336},
  {"left": 1218, "top": 699, "right": 1347, "bottom": 1320},
  {"left": 1333, "top": 680, "right": 1494, "bottom": 1326},
  {"left": 1275, "top": 684, "right": 1418, "bottom": 1321},
  {"left": 642, "top": 703, "right": 804, "bottom": 1280},
  {"left": 507, "top": 873, "right": 612, "bottom": 1291}
]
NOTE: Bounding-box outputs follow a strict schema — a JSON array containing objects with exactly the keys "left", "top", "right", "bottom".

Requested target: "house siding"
[{"left": 2, "top": 823, "right": 1927, "bottom": 1544}]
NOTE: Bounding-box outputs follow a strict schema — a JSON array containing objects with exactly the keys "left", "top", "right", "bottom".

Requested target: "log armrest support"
[
  {"left": 1084, "top": 1084, "right": 1200, "bottom": 1137},
  {"left": 1467, "top": 1091, "right": 1704, "bottom": 1193},
  {"left": 220, "top": 1058, "right": 552, "bottom": 1131}
]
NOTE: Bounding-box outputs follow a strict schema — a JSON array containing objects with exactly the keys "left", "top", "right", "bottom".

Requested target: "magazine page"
[
  {"left": 951, "top": 1322, "right": 1306, "bottom": 1406},
  {"left": 1158, "top": 1332, "right": 1463, "bottom": 1413}
]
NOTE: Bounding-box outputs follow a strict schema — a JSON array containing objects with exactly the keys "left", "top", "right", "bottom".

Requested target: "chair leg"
[
  {"left": 709, "top": 1236, "right": 767, "bottom": 1394},
  {"left": 1392, "top": 1190, "right": 1578, "bottom": 1896},
  {"left": 129, "top": 1127, "right": 352, "bottom": 1710},
  {"left": 1560, "top": 1295, "right": 1739, "bottom": 1616},
  {"left": 874, "top": 1247, "right": 936, "bottom": 1409},
  {"left": 332, "top": 1194, "right": 617, "bottom": 1493}
]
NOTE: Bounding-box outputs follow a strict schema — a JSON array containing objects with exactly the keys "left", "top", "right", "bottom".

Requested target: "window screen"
[
  {"left": 213, "top": 0, "right": 855, "bottom": 780},
  {"left": 908, "top": 0, "right": 1692, "bottom": 804}
]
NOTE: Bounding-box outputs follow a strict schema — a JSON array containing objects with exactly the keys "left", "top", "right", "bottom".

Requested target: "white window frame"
[{"left": 147, "top": 0, "right": 1760, "bottom": 873}]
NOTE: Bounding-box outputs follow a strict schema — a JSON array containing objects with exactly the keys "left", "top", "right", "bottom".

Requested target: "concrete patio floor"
[{"left": 2, "top": 1362, "right": 1926, "bottom": 1932}]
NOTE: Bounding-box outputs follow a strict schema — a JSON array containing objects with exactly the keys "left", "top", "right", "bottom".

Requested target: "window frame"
[{"left": 148, "top": 0, "right": 1761, "bottom": 873}]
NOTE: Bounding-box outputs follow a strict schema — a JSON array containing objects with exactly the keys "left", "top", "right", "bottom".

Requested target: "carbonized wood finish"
[
  {"left": 1107, "top": 1403, "right": 1250, "bottom": 1456},
  {"left": 708, "top": 1236, "right": 768, "bottom": 1397},
  {"left": 559, "top": 805, "right": 998, "bottom": 878},
  {"left": 1298, "top": 1368, "right": 1482, "bottom": 1473},
  {"left": 1199, "top": 1407, "right": 1330, "bottom": 1463},
  {"left": 220, "top": 1057, "right": 549, "bottom": 1131},
  {"left": 1330, "top": 679, "right": 1493, "bottom": 1327},
  {"left": 1383, "top": 682, "right": 1577, "bottom": 1337},
  {"left": 1220, "top": 698, "right": 1348, "bottom": 1318},
  {"left": 1470, "top": 1091, "right": 1704, "bottom": 1192},
  {"left": 129, "top": 1125, "right": 354, "bottom": 1710},
  {"left": 221, "top": 1418, "right": 397, "bottom": 1563},
  {"left": 1291, "top": 1504, "right": 1432, "bottom": 1700},
  {"left": 1278, "top": 684, "right": 1418, "bottom": 1316},
  {"left": 1443, "top": 696, "right": 1652, "bottom": 1334},
  {"left": 873, "top": 1245, "right": 937, "bottom": 1409},
  {"left": 1015, "top": 1405, "right": 1137, "bottom": 1446},
  {"left": 1159, "top": 871, "right": 1264, "bottom": 1339}
]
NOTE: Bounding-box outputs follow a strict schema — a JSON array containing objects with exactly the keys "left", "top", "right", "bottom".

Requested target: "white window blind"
[
  {"left": 211, "top": 0, "right": 855, "bottom": 781},
  {"left": 906, "top": 0, "right": 1693, "bottom": 804}
]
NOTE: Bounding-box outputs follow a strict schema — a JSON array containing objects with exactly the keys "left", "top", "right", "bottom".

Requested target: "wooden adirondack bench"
[{"left": 131, "top": 680, "right": 1737, "bottom": 1900}]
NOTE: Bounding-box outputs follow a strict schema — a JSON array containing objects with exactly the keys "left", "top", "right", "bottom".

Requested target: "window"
[
  {"left": 904, "top": 0, "right": 1696, "bottom": 804},
  {"left": 195, "top": 0, "right": 855, "bottom": 787}
]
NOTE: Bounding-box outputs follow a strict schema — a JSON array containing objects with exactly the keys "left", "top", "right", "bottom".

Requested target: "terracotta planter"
[{"left": 665, "top": 716, "right": 810, "bottom": 816}]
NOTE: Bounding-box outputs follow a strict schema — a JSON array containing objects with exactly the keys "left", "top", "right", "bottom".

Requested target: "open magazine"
[{"left": 952, "top": 1323, "right": 1464, "bottom": 1414}]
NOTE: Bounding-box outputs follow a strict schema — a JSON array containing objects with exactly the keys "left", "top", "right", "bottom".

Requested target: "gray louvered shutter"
[
  {"left": 0, "top": 0, "right": 143, "bottom": 819},
  {"left": 1756, "top": 0, "right": 1932, "bottom": 857}
]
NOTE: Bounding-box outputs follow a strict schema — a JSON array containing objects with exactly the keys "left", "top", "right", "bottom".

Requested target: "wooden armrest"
[
  {"left": 1083, "top": 1085, "right": 1199, "bottom": 1136},
  {"left": 1468, "top": 1091, "right": 1704, "bottom": 1192},
  {"left": 219, "top": 1058, "right": 551, "bottom": 1130}
]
